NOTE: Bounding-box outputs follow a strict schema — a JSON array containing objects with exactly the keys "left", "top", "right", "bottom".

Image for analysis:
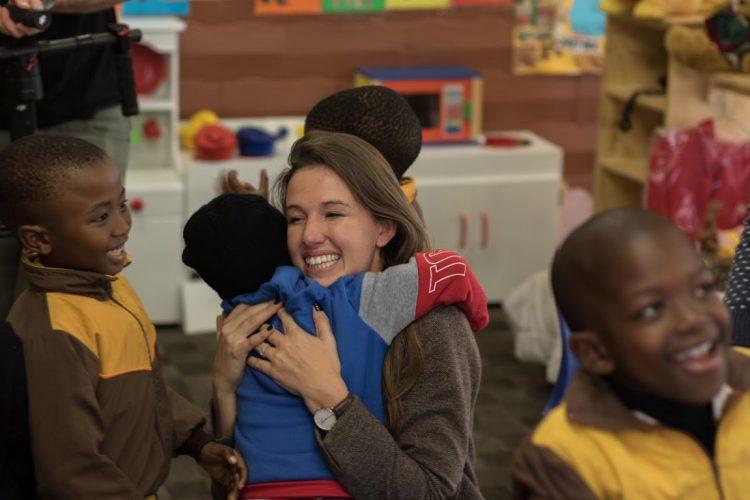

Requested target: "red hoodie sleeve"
[{"left": 414, "top": 250, "right": 489, "bottom": 331}]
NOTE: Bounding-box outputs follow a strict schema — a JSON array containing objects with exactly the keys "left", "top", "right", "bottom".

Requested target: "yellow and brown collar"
[
  {"left": 400, "top": 176, "right": 417, "bottom": 204},
  {"left": 564, "top": 347, "right": 750, "bottom": 430},
  {"left": 21, "top": 250, "right": 129, "bottom": 300}
]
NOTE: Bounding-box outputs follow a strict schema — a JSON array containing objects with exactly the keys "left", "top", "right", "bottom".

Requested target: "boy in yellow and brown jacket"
[
  {"left": 513, "top": 207, "right": 750, "bottom": 499},
  {"left": 0, "top": 135, "right": 247, "bottom": 499}
]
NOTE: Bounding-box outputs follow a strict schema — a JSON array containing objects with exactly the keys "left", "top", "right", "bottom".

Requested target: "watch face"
[{"left": 314, "top": 408, "right": 337, "bottom": 431}]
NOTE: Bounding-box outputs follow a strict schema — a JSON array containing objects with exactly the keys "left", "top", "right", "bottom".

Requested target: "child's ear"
[
  {"left": 569, "top": 331, "right": 615, "bottom": 376},
  {"left": 375, "top": 219, "right": 397, "bottom": 249},
  {"left": 17, "top": 225, "right": 52, "bottom": 256}
]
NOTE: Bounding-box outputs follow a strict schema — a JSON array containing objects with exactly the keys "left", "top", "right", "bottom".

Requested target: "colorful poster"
[
  {"left": 323, "top": 0, "right": 385, "bottom": 13},
  {"left": 122, "top": 0, "right": 190, "bottom": 15},
  {"left": 385, "top": 0, "right": 450, "bottom": 10},
  {"left": 254, "top": 0, "right": 322, "bottom": 15},
  {"left": 513, "top": 0, "right": 605, "bottom": 75},
  {"left": 451, "top": 0, "right": 511, "bottom": 5}
]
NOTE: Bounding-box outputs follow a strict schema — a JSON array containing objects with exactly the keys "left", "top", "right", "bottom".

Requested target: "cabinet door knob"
[
  {"left": 130, "top": 198, "right": 145, "bottom": 212},
  {"left": 458, "top": 212, "right": 468, "bottom": 249},
  {"left": 480, "top": 211, "right": 489, "bottom": 247}
]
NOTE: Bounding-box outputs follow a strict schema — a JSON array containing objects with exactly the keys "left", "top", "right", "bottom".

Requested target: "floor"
[{"left": 156, "top": 307, "right": 550, "bottom": 499}]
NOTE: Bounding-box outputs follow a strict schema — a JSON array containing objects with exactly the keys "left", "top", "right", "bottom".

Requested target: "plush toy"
[
  {"left": 600, "top": 0, "right": 636, "bottom": 16},
  {"left": 634, "top": 0, "right": 724, "bottom": 19},
  {"left": 665, "top": 0, "right": 750, "bottom": 73},
  {"left": 600, "top": 0, "right": 724, "bottom": 18}
]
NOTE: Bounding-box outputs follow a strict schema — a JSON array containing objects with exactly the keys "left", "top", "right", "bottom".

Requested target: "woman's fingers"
[
  {"left": 247, "top": 353, "right": 273, "bottom": 374},
  {"left": 216, "top": 315, "right": 225, "bottom": 340},
  {"left": 246, "top": 326, "right": 272, "bottom": 350},
  {"left": 266, "top": 329, "right": 284, "bottom": 346},
  {"left": 276, "top": 308, "right": 298, "bottom": 336},
  {"left": 312, "top": 305, "right": 334, "bottom": 341},
  {"left": 237, "top": 315, "right": 265, "bottom": 338},
  {"left": 223, "top": 303, "right": 258, "bottom": 327},
  {"left": 255, "top": 341, "right": 274, "bottom": 360},
  {"left": 223, "top": 300, "right": 281, "bottom": 334}
]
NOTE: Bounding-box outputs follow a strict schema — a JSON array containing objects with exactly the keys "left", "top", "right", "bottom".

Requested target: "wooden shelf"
[
  {"left": 600, "top": 156, "right": 648, "bottom": 183},
  {"left": 595, "top": 12, "right": 702, "bottom": 211},
  {"left": 605, "top": 85, "right": 667, "bottom": 113}
]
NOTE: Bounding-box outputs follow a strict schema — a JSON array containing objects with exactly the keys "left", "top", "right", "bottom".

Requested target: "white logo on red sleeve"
[{"left": 421, "top": 250, "right": 467, "bottom": 294}]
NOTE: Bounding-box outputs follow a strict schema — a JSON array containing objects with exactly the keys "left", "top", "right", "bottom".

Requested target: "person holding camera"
[{"left": 0, "top": 0, "right": 132, "bottom": 319}]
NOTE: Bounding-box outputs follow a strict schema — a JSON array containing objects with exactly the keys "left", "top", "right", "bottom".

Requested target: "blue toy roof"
[{"left": 359, "top": 66, "right": 479, "bottom": 80}]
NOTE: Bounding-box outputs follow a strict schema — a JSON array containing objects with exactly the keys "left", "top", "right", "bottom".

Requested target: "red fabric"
[
  {"left": 645, "top": 120, "right": 750, "bottom": 240},
  {"left": 241, "top": 479, "right": 352, "bottom": 499},
  {"left": 414, "top": 249, "right": 489, "bottom": 331},
  {"left": 645, "top": 121, "right": 714, "bottom": 240}
]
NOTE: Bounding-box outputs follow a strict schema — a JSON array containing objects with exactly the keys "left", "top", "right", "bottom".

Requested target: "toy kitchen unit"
[{"left": 120, "top": 15, "right": 186, "bottom": 325}]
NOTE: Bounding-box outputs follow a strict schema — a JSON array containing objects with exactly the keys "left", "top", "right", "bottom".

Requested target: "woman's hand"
[
  {"left": 247, "top": 306, "right": 349, "bottom": 413},
  {"left": 213, "top": 300, "right": 282, "bottom": 397}
]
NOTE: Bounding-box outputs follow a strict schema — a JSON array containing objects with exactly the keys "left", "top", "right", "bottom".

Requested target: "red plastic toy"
[
  {"left": 194, "top": 124, "right": 237, "bottom": 161},
  {"left": 143, "top": 118, "right": 162, "bottom": 140}
]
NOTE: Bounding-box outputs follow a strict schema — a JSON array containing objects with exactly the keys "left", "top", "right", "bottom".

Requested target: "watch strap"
[{"left": 332, "top": 393, "right": 354, "bottom": 418}]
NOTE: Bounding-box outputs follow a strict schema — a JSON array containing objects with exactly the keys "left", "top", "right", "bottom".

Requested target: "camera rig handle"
[{"left": 0, "top": 24, "right": 142, "bottom": 140}]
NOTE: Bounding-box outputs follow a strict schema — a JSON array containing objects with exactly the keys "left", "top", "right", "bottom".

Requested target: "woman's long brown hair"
[{"left": 275, "top": 130, "right": 431, "bottom": 432}]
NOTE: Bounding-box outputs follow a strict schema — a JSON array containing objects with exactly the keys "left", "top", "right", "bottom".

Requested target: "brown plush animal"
[{"left": 600, "top": 0, "right": 724, "bottom": 18}]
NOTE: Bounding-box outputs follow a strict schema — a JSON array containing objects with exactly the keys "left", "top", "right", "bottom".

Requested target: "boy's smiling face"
[
  {"left": 578, "top": 229, "right": 731, "bottom": 405},
  {"left": 28, "top": 159, "right": 131, "bottom": 276}
]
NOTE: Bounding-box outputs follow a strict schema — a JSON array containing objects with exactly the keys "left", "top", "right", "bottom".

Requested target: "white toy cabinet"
[
  {"left": 409, "top": 133, "right": 562, "bottom": 302},
  {"left": 121, "top": 16, "right": 185, "bottom": 324}
]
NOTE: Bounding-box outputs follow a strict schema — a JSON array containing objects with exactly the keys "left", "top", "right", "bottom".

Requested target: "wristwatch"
[{"left": 313, "top": 393, "right": 354, "bottom": 432}]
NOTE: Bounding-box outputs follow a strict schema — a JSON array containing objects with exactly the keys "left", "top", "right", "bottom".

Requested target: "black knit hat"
[
  {"left": 182, "top": 194, "right": 291, "bottom": 301},
  {"left": 304, "top": 86, "right": 422, "bottom": 178}
]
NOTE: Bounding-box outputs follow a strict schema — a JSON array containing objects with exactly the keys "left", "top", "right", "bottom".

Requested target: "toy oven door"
[{"left": 386, "top": 80, "right": 472, "bottom": 143}]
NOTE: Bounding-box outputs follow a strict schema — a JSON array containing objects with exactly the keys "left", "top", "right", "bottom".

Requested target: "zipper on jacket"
[
  {"left": 110, "top": 290, "right": 173, "bottom": 461},
  {"left": 645, "top": 415, "right": 726, "bottom": 499},
  {"left": 110, "top": 294, "right": 153, "bottom": 364},
  {"left": 676, "top": 432, "right": 725, "bottom": 500},
  {"left": 711, "top": 458, "right": 725, "bottom": 500}
]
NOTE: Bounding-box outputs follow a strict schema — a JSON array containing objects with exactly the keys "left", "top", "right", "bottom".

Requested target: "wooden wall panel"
[{"left": 180, "top": 3, "right": 600, "bottom": 188}]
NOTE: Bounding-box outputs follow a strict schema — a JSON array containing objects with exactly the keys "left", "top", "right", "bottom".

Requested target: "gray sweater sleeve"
[
  {"left": 316, "top": 307, "right": 483, "bottom": 500},
  {"left": 359, "top": 258, "right": 418, "bottom": 345}
]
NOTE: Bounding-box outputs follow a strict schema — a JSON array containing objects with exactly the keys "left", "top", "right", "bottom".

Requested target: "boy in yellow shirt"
[
  {"left": 513, "top": 207, "right": 750, "bottom": 499},
  {"left": 0, "top": 135, "right": 247, "bottom": 499}
]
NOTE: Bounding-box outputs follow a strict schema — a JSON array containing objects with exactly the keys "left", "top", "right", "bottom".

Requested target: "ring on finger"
[{"left": 258, "top": 342, "right": 269, "bottom": 358}]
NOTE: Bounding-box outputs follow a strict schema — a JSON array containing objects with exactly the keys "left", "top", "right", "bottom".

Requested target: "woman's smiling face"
[{"left": 285, "top": 165, "right": 395, "bottom": 287}]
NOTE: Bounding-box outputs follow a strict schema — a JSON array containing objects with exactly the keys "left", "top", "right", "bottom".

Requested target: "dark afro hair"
[
  {"left": 0, "top": 135, "right": 108, "bottom": 231},
  {"left": 304, "top": 86, "right": 422, "bottom": 179}
]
